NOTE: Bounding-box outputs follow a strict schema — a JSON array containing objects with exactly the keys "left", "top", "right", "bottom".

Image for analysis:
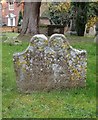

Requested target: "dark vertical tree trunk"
[
  {"left": 20, "top": 2, "right": 41, "bottom": 35},
  {"left": 72, "top": 2, "right": 88, "bottom": 36},
  {"left": 75, "top": 2, "right": 88, "bottom": 36}
]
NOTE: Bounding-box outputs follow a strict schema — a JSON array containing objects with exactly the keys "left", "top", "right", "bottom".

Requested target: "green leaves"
[{"left": 48, "top": 2, "right": 70, "bottom": 25}]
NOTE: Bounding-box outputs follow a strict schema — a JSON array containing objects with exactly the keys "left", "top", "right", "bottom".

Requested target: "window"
[
  {"left": 8, "top": 17, "right": 15, "bottom": 26},
  {"left": 10, "top": 18, "right": 13, "bottom": 26},
  {"left": 9, "top": 2, "right": 14, "bottom": 10}
]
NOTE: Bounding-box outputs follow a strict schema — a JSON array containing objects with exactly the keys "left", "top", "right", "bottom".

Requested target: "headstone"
[
  {"left": 84, "top": 24, "right": 88, "bottom": 36},
  {"left": 89, "top": 25, "right": 96, "bottom": 36},
  {"left": 95, "top": 22, "right": 98, "bottom": 36},
  {"left": 94, "top": 22, "right": 98, "bottom": 43},
  {"left": 94, "top": 34, "right": 98, "bottom": 43},
  {"left": 70, "top": 19, "right": 76, "bottom": 32},
  {"left": 66, "top": 19, "right": 77, "bottom": 35},
  {"left": 13, "top": 34, "right": 87, "bottom": 93}
]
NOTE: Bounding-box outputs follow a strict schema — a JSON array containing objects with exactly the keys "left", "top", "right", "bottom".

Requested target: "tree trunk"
[
  {"left": 20, "top": 2, "right": 41, "bottom": 35},
  {"left": 75, "top": 2, "right": 88, "bottom": 36}
]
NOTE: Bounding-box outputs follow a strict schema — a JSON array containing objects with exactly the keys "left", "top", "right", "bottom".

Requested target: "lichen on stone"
[{"left": 13, "top": 34, "right": 87, "bottom": 93}]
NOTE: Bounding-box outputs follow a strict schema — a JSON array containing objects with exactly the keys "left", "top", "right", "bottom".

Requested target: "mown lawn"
[{"left": 2, "top": 33, "right": 96, "bottom": 118}]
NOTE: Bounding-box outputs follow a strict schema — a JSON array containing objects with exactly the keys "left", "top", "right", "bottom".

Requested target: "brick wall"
[
  {"left": 0, "top": 26, "right": 18, "bottom": 32},
  {"left": 2, "top": 2, "right": 21, "bottom": 26}
]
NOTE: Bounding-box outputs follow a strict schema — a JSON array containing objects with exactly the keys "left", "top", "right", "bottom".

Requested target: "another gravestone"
[
  {"left": 94, "top": 22, "right": 98, "bottom": 43},
  {"left": 13, "top": 34, "right": 87, "bottom": 93},
  {"left": 89, "top": 25, "right": 96, "bottom": 36}
]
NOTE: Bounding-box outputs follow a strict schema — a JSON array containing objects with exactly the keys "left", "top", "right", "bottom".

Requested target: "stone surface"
[
  {"left": 89, "top": 25, "right": 96, "bottom": 36},
  {"left": 94, "top": 34, "right": 98, "bottom": 43},
  {"left": 13, "top": 34, "right": 87, "bottom": 93}
]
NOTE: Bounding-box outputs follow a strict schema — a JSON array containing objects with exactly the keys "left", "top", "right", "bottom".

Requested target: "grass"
[{"left": 2, "top": 33, "right": 96, "bottom": 118}]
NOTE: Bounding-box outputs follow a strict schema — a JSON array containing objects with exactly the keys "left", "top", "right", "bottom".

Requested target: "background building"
[
  {"left": 0, "top": 3, "right": 2, "bottom": 26},
  {"left": 1, "top": 0, "right": 23, "bottom": 26},
  {"left": 1, "top": 1, "right": 49, "bottom": 27}
]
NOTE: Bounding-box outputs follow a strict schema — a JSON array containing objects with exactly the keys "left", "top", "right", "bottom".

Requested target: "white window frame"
[
  {"left": 9, "top": 2, "right": 14, "bottom": 10},
  {"left": 8, "top": 17, "right": 15, "bottom": 26}
]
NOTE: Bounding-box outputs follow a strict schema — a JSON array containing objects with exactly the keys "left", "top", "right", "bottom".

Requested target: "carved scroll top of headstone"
[
  {"left": 30, "top": 34, "right": 48, "bottom": 50},
  {"left": 49, "top": 34, "right": 70, "bottom": 50},
  {"left": 13, "top": 34, "right": 87, "bottom": 93}
]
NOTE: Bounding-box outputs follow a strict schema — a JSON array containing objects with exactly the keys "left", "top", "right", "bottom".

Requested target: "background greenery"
[{"left": 47, "top": 2, "right": 98, "bottom": 36}]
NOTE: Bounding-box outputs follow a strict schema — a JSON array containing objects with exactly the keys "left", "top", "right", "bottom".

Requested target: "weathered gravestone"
[
  {"left": 13, "top": 34, "right": 87, "bottom": 93},
  {"left": 89, "top": 25, "right": 96, "bottom": 36}
]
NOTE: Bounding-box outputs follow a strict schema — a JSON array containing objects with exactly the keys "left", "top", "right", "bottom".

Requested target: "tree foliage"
[
  {"left": 88, "top": 2, "right": 98, "bottom": 17},
  {"left": 48, "top": 2, "right": 70, "bottom": 25},
  {"left": 72, "top": 2, "right": 89, "bottom": 36},
  {"left": 83, "top": 2, "right": 98, "bottom": 33},
  {"left": 18, "top": 10, "right": 23, "bottom": 26}
]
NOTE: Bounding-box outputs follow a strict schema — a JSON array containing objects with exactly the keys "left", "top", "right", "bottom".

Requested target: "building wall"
[
  {"left": 0, "top": 3, "right": 2, "bottom": 25},
  {"left": 1, "top": 1, "right": 48, "bottom": 26},
  {"left": 2, "top": 1, "right": 22, "bottom": 26}
]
